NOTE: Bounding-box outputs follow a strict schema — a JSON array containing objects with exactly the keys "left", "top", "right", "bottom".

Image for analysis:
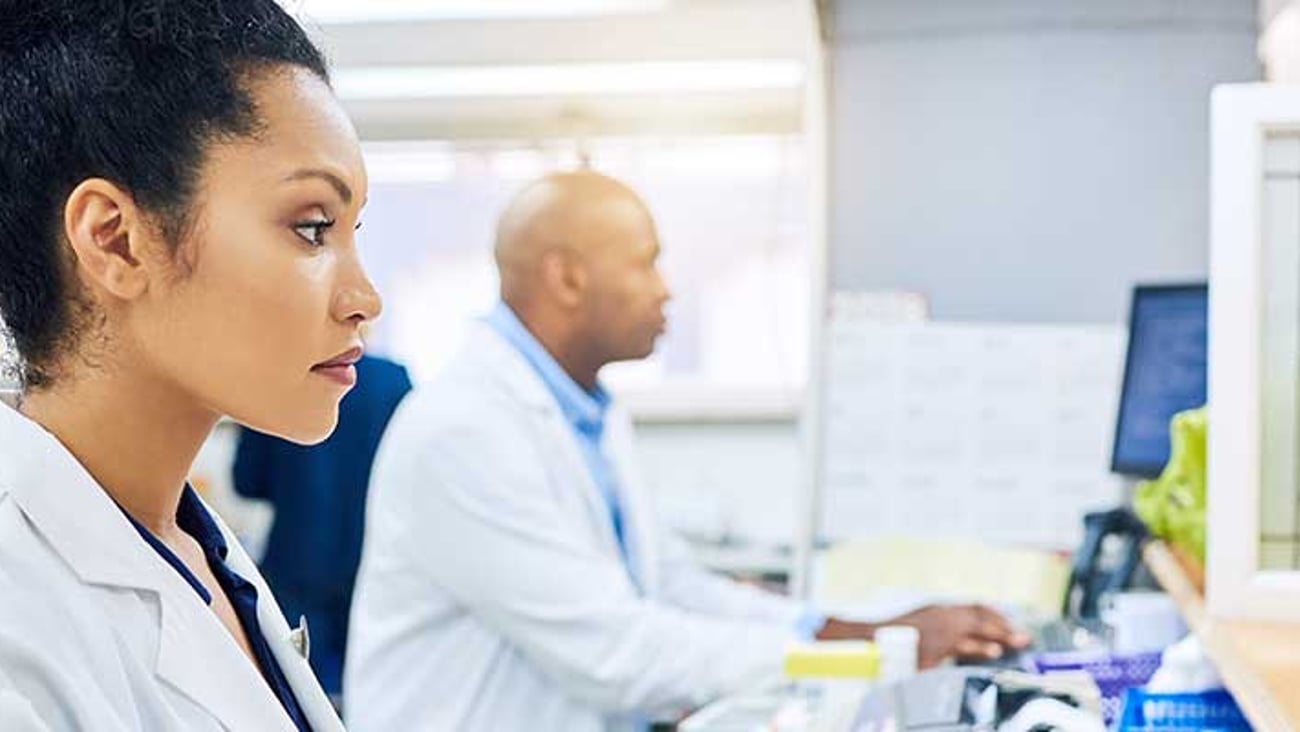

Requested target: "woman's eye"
[{"left": 292, "top": 218, "right": 335, "bottom": 247}]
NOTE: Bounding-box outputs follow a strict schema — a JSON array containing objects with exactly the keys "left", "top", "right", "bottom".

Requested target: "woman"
[{"left": 0, "top": 2, "right": 377, "bottom": 730}]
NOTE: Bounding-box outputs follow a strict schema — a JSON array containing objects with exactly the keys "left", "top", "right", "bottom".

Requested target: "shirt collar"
[
  {"left": 115, "top": 486, "right": 231, "bottom": 561},
  {"left": 116, "top": 485, "right": 229, "bottom": 561},
  {"left": 114, "top": 485, "right": 228, "bottom": 605},
  {"left": 485, "top": 301, "right": 610, "bottom": 438},
  {"left": 176, "top": 484, "right": 230, "bottom": 561}
]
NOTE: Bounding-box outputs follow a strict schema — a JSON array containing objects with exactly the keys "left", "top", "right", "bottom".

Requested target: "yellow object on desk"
[
  {"left": 816, "top": 537, "right": 1071, "bottom": 620},
  {"left": 783, "top": 640, "right": 881, "bottom": 679}
]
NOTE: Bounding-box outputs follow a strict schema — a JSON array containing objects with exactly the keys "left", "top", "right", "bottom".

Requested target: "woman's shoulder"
[{"left": 0, "top": 495, "right": 159, "bottom": 695}]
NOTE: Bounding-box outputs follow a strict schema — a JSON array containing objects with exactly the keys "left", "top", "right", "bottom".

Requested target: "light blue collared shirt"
[{"left": 485, "top": 303, "right": 633, "bottom": 572}]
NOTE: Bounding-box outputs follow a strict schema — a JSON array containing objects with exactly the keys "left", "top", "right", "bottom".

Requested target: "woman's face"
[{"left": 130, "top": 66, "right": 379, "bottom": 444}]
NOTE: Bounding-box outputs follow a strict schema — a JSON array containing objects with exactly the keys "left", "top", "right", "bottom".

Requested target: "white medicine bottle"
[{"left": 875, "top": 625, "right": 920, "bottom": 683}]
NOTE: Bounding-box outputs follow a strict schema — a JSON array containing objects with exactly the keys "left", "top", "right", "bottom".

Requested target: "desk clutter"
[{"left": 681, "top": 642, "right": 1249, "bottom": 732}]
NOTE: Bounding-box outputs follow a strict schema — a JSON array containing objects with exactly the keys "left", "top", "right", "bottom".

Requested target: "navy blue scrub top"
[{"left": 121, "top": 486, "right": 312, "bottom": 732}]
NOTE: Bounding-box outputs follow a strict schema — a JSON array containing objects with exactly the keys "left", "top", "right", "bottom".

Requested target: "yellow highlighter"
[{"left": 783, "top": 640, "right": 881, "bottom": 680}]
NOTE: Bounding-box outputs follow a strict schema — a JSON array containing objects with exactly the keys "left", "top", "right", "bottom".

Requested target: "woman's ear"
[{"left": 62, "top": 178, "right": 155, "bottom": 302}]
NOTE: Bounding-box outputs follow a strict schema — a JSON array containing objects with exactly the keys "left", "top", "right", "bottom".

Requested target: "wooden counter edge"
[{"left": 1143, "top": 541, "right": 1298, "bottom": 732}]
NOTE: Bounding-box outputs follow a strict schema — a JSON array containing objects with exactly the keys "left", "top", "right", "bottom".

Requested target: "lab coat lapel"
[
  {"left": 474, "top": 325, "right": 629, "bottom": 563},
  {"left": 602, "top": 408, "right": 659, "bottom": 594},
  {"left": 221, "top": 517, "right": 345, "bottom": 732},
  {"left": 154, "top": 587, "right": 297, "bottom": 732},
  {"left": 543, "top": 406, "right": 629, "bottom": 561},
  {"left": 0, "top": 404, "right": 165, "bottom": 595},
  {"left": 0, "top": 405, "right": 295, "bottom": 732}
]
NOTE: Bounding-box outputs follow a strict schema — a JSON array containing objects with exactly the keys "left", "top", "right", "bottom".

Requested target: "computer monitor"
[{"left": 1110, "top": 283, "right": 1208, "bottom": 478}]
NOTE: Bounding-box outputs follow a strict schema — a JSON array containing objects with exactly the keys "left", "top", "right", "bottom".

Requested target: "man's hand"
[
  {"left": 886, "top": 604, "right": 1030, "bottom": 668},
  {"left": 815, "top": 604, "right": 1030, "bottom": 669}
]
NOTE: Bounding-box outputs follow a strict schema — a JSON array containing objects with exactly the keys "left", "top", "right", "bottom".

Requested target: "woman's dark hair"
[{"left": 0, "top": 0, "right": 329, "bottom": 388}]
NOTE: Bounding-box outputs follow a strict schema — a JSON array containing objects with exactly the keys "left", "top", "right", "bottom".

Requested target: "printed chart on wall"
[{"left": 817, "top": 315, "right": 1128, "bottom": 550}]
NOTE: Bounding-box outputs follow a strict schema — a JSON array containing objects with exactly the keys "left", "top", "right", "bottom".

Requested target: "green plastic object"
[{"left": 1134, "top": 407, "right": 1208, "bottom": 563}]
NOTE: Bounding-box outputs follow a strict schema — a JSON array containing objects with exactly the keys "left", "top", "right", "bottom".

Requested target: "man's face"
[{"left": 578, "top": 197, "right": 671, "bottom": 365}]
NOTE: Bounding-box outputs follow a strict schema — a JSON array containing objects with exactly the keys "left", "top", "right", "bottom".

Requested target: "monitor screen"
[{"left": 1111, "top": 284, "right": 1208, "bottom": 478}]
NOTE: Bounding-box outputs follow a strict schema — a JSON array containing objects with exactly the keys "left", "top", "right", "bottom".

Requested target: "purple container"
[{"left": 1029, "top": 650, "right": 1164, "bottom": 724}]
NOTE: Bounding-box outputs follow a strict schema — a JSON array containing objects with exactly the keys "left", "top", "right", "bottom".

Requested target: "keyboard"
[{"left": 1033, "top": 618, "right": 1111, "bottom": 654}]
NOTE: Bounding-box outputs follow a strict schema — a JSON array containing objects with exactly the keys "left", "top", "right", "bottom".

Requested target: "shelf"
[{"left": 1143, "top": 541, "right": 1300, "bottom": 732}]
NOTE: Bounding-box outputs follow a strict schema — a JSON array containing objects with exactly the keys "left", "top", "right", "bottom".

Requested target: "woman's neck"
[{"left": 20, "top": 367, "right": 218, "bottom": 536}]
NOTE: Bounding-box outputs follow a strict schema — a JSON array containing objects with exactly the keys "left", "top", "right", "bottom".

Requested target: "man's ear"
[
  {"left": 62, "top": 178, "right": 154, "bottom": 301},
  {"left": 541, "top": 248, "right": 586, "bottom": 308}
]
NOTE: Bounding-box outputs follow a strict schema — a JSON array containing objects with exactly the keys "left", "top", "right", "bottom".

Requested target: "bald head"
[
  {"left": 491, "top": 170, "right": 671, "bottom": 387},
  {"left": 494, "top": 170, "right": 652, "bottom": 305}
]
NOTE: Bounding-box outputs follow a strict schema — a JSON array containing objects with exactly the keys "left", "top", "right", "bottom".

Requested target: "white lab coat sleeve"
[
  {"left": 0, "top": 671, "right": 50, "bottom": 732},
  {"left": 373, "top": 416, "right": 793, "bottom": 714},
  {"left": 654, "top": 531, "right": 810, "bottom": 628}
]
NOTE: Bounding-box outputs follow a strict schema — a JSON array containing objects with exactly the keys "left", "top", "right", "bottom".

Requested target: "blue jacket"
[{"left": 233, "top": 354, "right": 412, "bottom": 695}]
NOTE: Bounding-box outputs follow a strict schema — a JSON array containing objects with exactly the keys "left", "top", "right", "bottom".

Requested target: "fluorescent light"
[
  {"left": 286, "top": 0, "right": 668, "bottom": 24},
  {"left": 335, "top": 60, "right": 805, "bottom": 100}
]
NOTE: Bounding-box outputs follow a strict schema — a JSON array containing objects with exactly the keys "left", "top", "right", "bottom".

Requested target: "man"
[
  {"left": 234, "top": 354, "right": 412, "bottom": 699},
  {"left": 346, "top": 172, "right": 1026, "bottom": 731}
]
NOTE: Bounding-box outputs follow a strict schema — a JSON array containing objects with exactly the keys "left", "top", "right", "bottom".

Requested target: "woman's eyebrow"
[{"left": 282, "top": 168, "right": 353, "bottom": 205}]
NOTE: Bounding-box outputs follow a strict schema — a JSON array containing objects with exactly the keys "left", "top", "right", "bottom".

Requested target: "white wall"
[
  {"left": 827, "top": 0, "right": 1260, "bottom": 323},
  {"left": 635, "top": 419, "right": 802, "bottom": 547}
]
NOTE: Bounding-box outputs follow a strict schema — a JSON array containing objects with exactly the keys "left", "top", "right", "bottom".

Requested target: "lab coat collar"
[
  {"left": 0, "top": 404, "right": 315, "bottom": 732},
  {"left": 483, "top": 302, "right": 612, "bottom": 438},
  {"left": 0, "top": 402, "right": 165, "bottom": 594},
  {"left": 467, "top": 320, "right": 563, "bottom": 412},
  {"left": 466, "top": 324, "right": 658, "bottom": 591}
]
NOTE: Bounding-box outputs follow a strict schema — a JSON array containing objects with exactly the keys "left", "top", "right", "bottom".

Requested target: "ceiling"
[{"left": 288, "top": 0, "right": 817, "bottom": 140}]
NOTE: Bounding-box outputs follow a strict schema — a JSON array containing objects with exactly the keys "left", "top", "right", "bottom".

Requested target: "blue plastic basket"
[{"left": 1116, "top": 689, "right": 1251, "bottom": 731}]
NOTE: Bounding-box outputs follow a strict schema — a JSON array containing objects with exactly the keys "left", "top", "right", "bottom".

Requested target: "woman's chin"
[{"left": 236, "top": 408, "right": 339, "bottom": 446}]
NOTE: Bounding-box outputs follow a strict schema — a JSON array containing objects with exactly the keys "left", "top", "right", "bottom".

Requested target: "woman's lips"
[
  {"left": 312, "top": 346, "right": 363, "bottom": 387},
  {"left": 311, "top": 363, "right": 357, "bottom": 387}
]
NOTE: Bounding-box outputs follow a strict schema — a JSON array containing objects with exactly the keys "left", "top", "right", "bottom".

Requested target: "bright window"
[{"left": 356, "top": 135, "right": 811, "bottom": 409}]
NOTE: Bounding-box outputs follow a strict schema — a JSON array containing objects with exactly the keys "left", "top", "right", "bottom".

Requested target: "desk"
[{"left": 1143, "top": 541, "right": 1300, "bottom": 732}]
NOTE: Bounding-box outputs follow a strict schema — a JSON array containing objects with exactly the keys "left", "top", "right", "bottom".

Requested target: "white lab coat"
[
  {"left": 346, "top": 322, "right": 808, "bottom": 732},
  {"left": 0, "top": 403, "right": 344, "bottom": 732}
]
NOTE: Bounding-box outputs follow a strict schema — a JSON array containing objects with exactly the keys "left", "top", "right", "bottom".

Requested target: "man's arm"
[
  {"left": 656, "top": 532, "right": 1028, "bottom": 665},
  {"left": 816, "top": 605, "right": 1030, "bottom": 668}
]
